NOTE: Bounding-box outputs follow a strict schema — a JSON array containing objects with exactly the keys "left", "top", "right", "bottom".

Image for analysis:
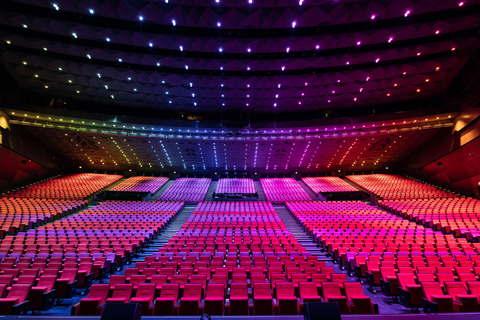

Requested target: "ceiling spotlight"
[
  {"left": 87, "top": 54, "right": 91, "bottom": 59},
  {"left": 171, "top": 19, "right": 176, "bottom": 26},
  {"left": 315, "top": 44, "right": 320, "bottom": 50},
  {"left": 218, "top": 47, "right": 223, "bottom": 52},
  {"left": 72, "top": 32, "right": 77, "bottom": 38},
  {"left": 149, "top": 42, "right": 153, "bottom": 47},
  {"left": 179, "top": 45, "right": 183, "bottom": 51},
  {"left": 106, "top": 37, "right": 110, "bottom": 42},
  {"left": 356, "top": 41, "right": 361, "bottom": 46},
  {"left": 435, "top": 30, "right": 440, "bottom": 34},
  {"left": 89, "top": 9, "right": 94, "bottom": 14},
  {"left": 388, "top": 37, "right": 394, "bottom": 43},
  {"left": 52, "top": 3, "right": 59, "bottom": 10},
  {"left": 217, "top": 22, "right": 221, "bottom": 27},
  {"left": 459, "top": 1, "right": 465, "bottom": 6},
  {"left": 370, "top": 14, "right": 376, "bottom": 20},
  {"left": 291, "top": 21, "right": 296, "bottom": 28},
  {"left": 404, "top": 10, "right": 411, "bottom": 17},
  {"left": 247, "top": 48, "right": 251, "bottom": 52},
  {"left": 286, "top": 47, "right": 290, "bottom": 53}
]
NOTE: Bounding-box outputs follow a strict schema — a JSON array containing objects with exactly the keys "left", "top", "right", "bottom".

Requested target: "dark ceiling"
[{"left": 0, "top": 0, "right": 479, "bottom": 119}]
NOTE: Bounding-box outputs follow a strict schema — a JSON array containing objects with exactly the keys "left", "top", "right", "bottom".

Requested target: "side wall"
[
  {"left": 404, "top": 107, "right": 480, "bottom": 197},
  {"left": 0, "top": 110, "right": 62, "bottom": 192}
]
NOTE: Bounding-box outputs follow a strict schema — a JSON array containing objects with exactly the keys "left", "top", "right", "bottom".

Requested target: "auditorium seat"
[
  {"left": 76, "top": 284, "right": 109, "bottom": 315},
  {"left": 321, "top": 282, "right": 348, "bottom": 314},
  {"left": 229, "top": 282, "right": 249, "bottom": 315},
  {"left": 0, "top": 284, "right": 31, "bottom": 315},
  {"left": 178, "top": 283, "right": 203, "bottom": 315},
  {"left": 130, "top": 283, "right": 155, "bottom": 315},
  {"left": 204, "top": 283, "right": 225, "bottom": 315},
  {"left": 29, "top": 275, "right": 56, "bottom": 311},
  {"left": 253, "top": 282, "right": 273, "bottom": 315},
  {"left": 105, "top": 284, "right": 133, "bottom": 304},
  {"left": 344, "top": 282, "right": 378, "bottom": 314},
  {"left": 444, "top": 281, "right": 479, "bottom": 312},
  {"left": 274, "top": 282, "right": 298, "bottom": 315},
  {"left": 153, "top": 283, "right": 180, "bottom": 316},
  {"left": 421, "top": 282, "right": 455, "bottom": 313}
]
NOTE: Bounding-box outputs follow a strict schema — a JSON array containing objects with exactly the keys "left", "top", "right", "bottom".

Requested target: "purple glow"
[{"left": 371, "top": 14, "right": 376, "bottom": 20}]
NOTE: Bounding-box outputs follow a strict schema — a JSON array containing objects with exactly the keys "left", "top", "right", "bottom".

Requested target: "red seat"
[
  {"left": 467, "top": 281, "right": 480, "bottom": 300},
  {"left": 179, "top": 283, "right": 203, "bottom": 315},
  {"left": 29, "top": 275, "right": 57, "bottom": 310},
  {"left": 253, "top": 282, "right": 273, "bottom": 315},
  {"left": 274, "top": 282, "right": 298, "bottom": 315},
  {"left": 108, "top": 275, "right": 127, "bottom": 291},
  {"left": 229, "top": 282, "right": 249, "bottom": 315},
  {"left": 76, "top": 284, "right": 109, "bottom": 315},
  {"left": 299, "top": 281, "right": 322, "bottom": 303},
  {"left": 344, "top": 282, "right": 378, "bottom": 314},
  {"left": 397, "top": 273, "right": 423, "bottom": 308},
  {"left": 128, "top": 275, "right": 147, "bottom": 290},
  {"left": 444, "top": 281, "right": 479, "bottom": 312},
  {"left": 55, "top": 268, "right": 77, "bottom": 298},
  {"left": 153, "top": 283, "right": 180, "bottom": 315},
  {"left": 0, "top": 284, "right": 31, "bottom": 315},
  {"left": 130, "top": 283, "right": 155, "bottom": 315},
  {"left": 106, "top": 284, "right": 133, "bottom": 304},
  {"left": 421, "top": 281, "right": 455, "bottom": 313},
  {"left": 380, "top": 267, "right": 399, "bottom": 296},
  {"left": 204, "top": 283, "right": 225, "bottom": 315},
  {"left": 77, "top": 263, "right": 93, "bottom": 288},
  {"left": 321, "top": 282, "right": 348, "bottom": 314}
]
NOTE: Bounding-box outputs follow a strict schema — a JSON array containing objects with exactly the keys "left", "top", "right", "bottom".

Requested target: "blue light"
[
  {"left": 89, "top": 9, "right": 94, "bottom": 14},
  {"left": 139, "top": 16, "right": 144, "bottom": 21},
  {"left": 106, "top": 37, "right": 110, "bottom": 42},
  {"left": 171, "top": 19, "right": 176, "bottom": 26},
  {"left": 149, "top": 42, "right": 153, "bottom": 47}
]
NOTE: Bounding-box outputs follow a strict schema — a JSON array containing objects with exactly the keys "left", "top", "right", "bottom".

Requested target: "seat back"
[
  {"left": 150, "top": 274, "right": 168, "bottom": 286},
  {"left": 183, "top": 283, "right": 202, "bottom": 300},
  {"left": 134, "top": 283, "right": 155, "bottom": 304},
  {"left": 344, "top": 282, "right": 366, "bottom": 300},
  {"left": 299, "top": 281, "right": 319, "bottom": 298},
  {"left": 254, "top": 282, "right": 272, "bottom": 298},
  {"left": 251, "top": 273, "right": 266, "bottom": 283},
  {"left": 0, "top": 275, "right": 14, "bottom": 285},
  {"left": 422, "top": 282, "right": 444, "bottom": 300},
  {"left": 276, "top": 282, "right": 295, "bottom": 298},
  {"left": 467, "top": 281, "right": 480, "bottom": 296},
  {"left": 109, "top": 283, "right": 133, "bottom": 301},
  {"left": 397, "top": 273, "right": 416, "bottom": 290},
  {"left": 60, "top": 269, "right": 77, "bottom": 282},
  {"left": 87, "top": 284, "right": 109, "bottom": 304},
  {"left": 36, "top": 275, "right": 57, "bottom": 291},
  {"left": 322, "top": 282, "right": 342, "bottom": 297},
  {"left": 230, "top": 282, "right": 248, "bottom": 298},
  {"left": 7, "top": 284, "right": 31, "bottom": 303},
  {"left": 160, "top": 283, "right": 179, "bottom": 298},
  {"left": 16, "top": 275, "right": 36, "bottom": 285},
  {"left": 445, "top": 281, "right": 467, "bottom": 297},
  {"left": 232, "top": 273, "right": 247, "bottom": 283},
  {"left": 206, "top": 283, "right": 225, "bottom": 299},
  {"left": 109, "top": 275, "right": 127, "bottom": 287}
]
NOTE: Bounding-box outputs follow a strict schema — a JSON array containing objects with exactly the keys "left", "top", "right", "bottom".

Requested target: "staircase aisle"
[
  {"left": 297, "top": 180, "right": 320, "bottom": 200},
  {"left": 150, "top": 180, "right": 174, "bottom": 201},
  {"left": 274, "top": 205, "right": 329, "bottom": 261},
  {"left": 204, "top": 181, "right": 218, "bottom": 201},
  {"left": 134, "top": 204, "right": 196, "bottom": 262},
  {"left": 253, "top": 181, "right": 266, "bottom": 201}
]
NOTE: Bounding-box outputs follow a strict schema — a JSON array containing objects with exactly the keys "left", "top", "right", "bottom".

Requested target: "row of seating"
[
  {"left": 380, "top": 198, "right": 480, "bottom": 240},
  {"left": 216, "top": 178, "right": 256, "bottom": 195},
  {"left": 4, "top": 173, "right": 123, "bottom": 200},
  {"left": 110, "top": 176, "right": 169, "bottom": 193},
  {"left": 0, "top": 201, "right": 185, "bottom": 315},
  {"left": 159, "top": 178, "right": 211, "bottom": 204},
  {"left": 286, "top": 200, "right": 480, "bottom": 313},
  {"left": 74, "top": 279, "right": 377, "bottom": 316},
  {"left": 261, "top": 178, "right": 311, "bottom": 204},
  {"left": 302, "top": 177, "right": 359, "bottom": 193},
  {"left": 0, "top": 198, "right": 87, "bottom": 237},
  {"left": 346, "top": 174, "right": 457, "bottom": 200}
]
